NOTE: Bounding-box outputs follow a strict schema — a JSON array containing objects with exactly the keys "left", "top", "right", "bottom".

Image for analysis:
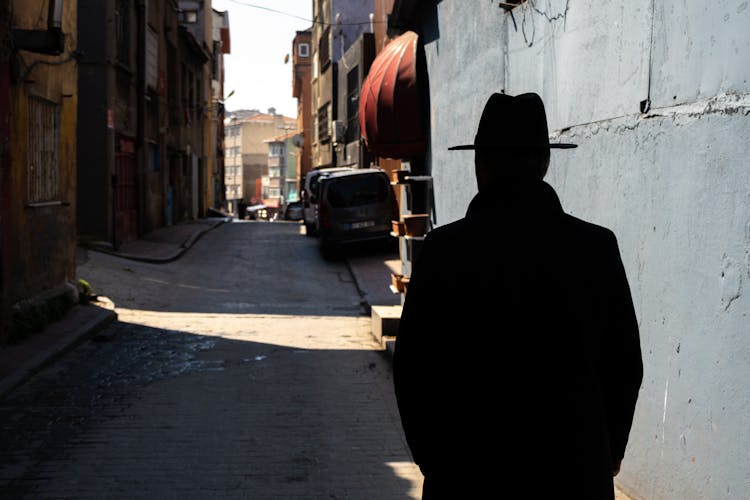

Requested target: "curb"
[
  {"left": 345, "top": 258, "right": 372, "bottom": 314},
  {"left": 183, "top": 218, "right": 228, "bottom": 248},
  {"left": 346, "top": 258, "right": 400, "bottom": 363},
  {"left": 0, "top": 303, "right": 118, "bottom": 400},
  {"left": 85, "top": 218, "right": 228, "bottom": 264}
]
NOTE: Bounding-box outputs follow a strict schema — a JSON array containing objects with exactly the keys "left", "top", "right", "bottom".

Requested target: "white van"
[{"left": 301, "top": 167, "right": 353, "bottom": 235}]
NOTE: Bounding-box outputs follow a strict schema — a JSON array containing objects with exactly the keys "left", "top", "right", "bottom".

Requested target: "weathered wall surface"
[
  {"left": 549, "top": 99, "right": 750, "bottom": 499},
  {"left": 8, "top": 0, "right": 78, "bottom": 309},
  {"left": 417, "top": 0, "right": 750, "bottom": 498}
]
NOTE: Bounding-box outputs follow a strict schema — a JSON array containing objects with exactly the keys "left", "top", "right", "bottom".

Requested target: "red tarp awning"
[{"left": 359, "top": 31, "right": 426, "bottom": 159}]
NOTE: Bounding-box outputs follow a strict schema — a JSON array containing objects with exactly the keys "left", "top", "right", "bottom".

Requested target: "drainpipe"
[
  {"left": 136, "top": 0, "right": 146, "bottom": 235},
  {"left": 0, "top": 7, "right": 10, "bottom": 339},
  {"left": 106, "top": 0, "right": 117, "bottom": 250},
  {"left": 49, "top": 0, "right": 63, "bottom": 30}
]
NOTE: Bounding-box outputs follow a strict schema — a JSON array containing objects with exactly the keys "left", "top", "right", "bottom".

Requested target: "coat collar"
[{"left": 466, "top": 180, "right": 564, "bottom": 222}]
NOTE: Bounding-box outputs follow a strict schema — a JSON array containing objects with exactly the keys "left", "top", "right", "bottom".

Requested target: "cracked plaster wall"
[{"left": 416, "top": 1, "right": 750, "bottom": 498}]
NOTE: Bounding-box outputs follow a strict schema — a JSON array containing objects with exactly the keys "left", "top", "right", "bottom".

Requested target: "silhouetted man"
[{"left": 393, "top": 93, "right": 643, "bottom": 499}]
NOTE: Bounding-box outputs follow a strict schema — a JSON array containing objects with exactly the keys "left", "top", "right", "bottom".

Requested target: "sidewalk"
[
  {"left": 345, "top": 249, "right": 403, "bottom": 358},
  {"left": 84, "top": 217, "right": 230, "bottom": 263},
  {"left": 0, "top": 217, "right": 230, "bottom": 400}
]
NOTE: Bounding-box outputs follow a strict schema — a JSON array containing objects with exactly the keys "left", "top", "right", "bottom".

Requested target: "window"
[
  {"left": 325, "top": 174, "right": 389, "bottom": 208},
  {"left": 212, "top": 41, "right": 221, "bottom": 79},
  {"left": 297, "top": 43, "right": 309, "bottom": 58},
  {"left": 346, "top": 67, "right": 359, "bottom": 143},
  {"left": 318, "top": 104, "right": 330, "bottom": 144},
  {"left": 148, "top": 143, "right": 160, "bottom": 172},
  {"left": 195, "top": 77, "right": 202, "bottom": 121},
  {"left": 115, "top": 0, "right": 130, "bottom": 65},
  {"left": 269, "top": 143, "right": 284, "bottom": 156},
  {"left": 318, "top": 26, "right": 330, "bottom": 70},
  {"left": 27, "top": 97, "right": 60, "bottom": 203},
  {"left": 181, "top": 10, "right": 198, "bottom": 23}
]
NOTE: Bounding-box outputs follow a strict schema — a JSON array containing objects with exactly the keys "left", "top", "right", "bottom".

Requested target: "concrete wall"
[{"left": 412, "top": 1, "right": 750, "bottom": 498}]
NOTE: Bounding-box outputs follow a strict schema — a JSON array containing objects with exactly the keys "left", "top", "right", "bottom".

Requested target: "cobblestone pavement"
[{"left": 0, "top": 221, "right": 423, "bottom": 499}]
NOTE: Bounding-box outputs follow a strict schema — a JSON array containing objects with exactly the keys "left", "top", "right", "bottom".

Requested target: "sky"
[{"left": 212, "top": 0, "right": 313, "bottom": 118}]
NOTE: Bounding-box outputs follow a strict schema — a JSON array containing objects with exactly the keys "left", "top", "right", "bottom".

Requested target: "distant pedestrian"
[{"left": 393, "top": 92, "right": 643, "bottom": 499}]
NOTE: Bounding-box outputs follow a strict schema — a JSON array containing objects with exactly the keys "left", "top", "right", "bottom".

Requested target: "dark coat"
[{"left": 393, "top": 180, "right": 643, "bottom": 499}]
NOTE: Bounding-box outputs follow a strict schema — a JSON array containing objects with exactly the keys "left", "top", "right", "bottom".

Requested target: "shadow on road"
[{"left": 0, "top": 320, "right": 422, "bottom": 498}]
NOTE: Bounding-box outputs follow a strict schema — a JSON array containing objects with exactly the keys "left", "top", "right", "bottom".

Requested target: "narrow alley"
[{"left": 0, "top": 221, "right": 422, "bottom": 499}]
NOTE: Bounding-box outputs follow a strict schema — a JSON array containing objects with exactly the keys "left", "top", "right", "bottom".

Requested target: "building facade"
[
  {"left": 336, "top": 32, "right": 374, "bottom": 169},
  {"left": 0, "top": 0, "right": 79, "bottom": 342},
  {"left": 224, "top": 118, "right": 243, "bottom": 215},
  {"left": 390, "top": 1, "right": 750, "bottom": 498},
  {"left": 179, "top": 1, "right": 227, "bottom": 215},
  {"left": 310, "top": 0, "right": 373, "bottom": 169},
  {"left": 264, "top": 132, "right": 299, "bottom": 212},
  {"left": 211, "top": 8, "right": 231, "bottom": 213},
  {"left": 292, "top": 29, "right": 313, "bottom": 192},
  {"left": 77, "top": 0, "right": 224, "bottom": 246},
  {"left": 224, "top": 110, "right": 296, "bottom": 217}
]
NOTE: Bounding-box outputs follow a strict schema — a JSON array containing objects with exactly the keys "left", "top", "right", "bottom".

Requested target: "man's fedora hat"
[{"left": 448, "top": 92, "right": 577, "bottom": 151}]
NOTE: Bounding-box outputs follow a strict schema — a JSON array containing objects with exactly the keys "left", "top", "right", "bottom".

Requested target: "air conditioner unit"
[{"left": 331, "top": 120, "right": 345, "bottom": 144}]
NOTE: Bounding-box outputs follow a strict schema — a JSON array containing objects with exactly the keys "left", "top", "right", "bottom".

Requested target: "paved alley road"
[{"left": 0, "top": 221, "right": 422, "bottom": 499}]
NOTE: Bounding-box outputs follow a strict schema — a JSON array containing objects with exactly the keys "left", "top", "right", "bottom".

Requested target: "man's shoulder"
[
  {"left": 561, "top": 213, "right": 617, "bottom": 245},
  {"left": 423, "top": 218, "right": 471, "bottom": 242}
]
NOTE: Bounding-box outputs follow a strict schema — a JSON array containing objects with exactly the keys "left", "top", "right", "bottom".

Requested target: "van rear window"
[{"left": 326, "top": 175, "right": 389, "bottom": 208}]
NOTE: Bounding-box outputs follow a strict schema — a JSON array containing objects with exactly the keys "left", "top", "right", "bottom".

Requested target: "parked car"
[
  {"left": 284, "top": 200, "right": 303, "bottom": 221},
  {"left": 301, "top": 167, "right": 353, "bottom": 236},
  {"left": 316, "top": 168, "right": 397, "bottom": 258}
]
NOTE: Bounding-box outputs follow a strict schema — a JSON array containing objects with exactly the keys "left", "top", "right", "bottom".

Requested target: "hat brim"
[{"left": 448, "top": 143, "right": 578, "bottom": 150}]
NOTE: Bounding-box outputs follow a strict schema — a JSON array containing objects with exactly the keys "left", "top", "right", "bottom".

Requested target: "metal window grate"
[{"left": 27, "top": 97, "right": 60, "bottom": 203}]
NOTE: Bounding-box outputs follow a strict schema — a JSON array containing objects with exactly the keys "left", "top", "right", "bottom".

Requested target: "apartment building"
[
  {"left": 224, "top": 110, "right": 295, "bottom": 217},
  {"left": 263, "top": 132, "right": 299, "bottom": 215}
]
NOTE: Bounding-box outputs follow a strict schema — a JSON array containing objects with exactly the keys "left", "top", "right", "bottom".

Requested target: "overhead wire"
[{"left": 225, "top": 0, "right": 386, "bottom": 26}]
